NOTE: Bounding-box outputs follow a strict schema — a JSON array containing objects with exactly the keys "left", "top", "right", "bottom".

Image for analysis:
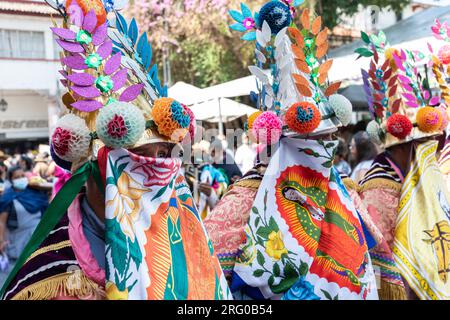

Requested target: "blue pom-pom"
[{"left": 258, "top": 1, "right": 292, "bottom": 34}]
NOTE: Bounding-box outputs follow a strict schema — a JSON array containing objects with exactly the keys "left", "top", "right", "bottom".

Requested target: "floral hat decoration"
[
  {"left": 229, "top": 1, "right": 353, "bottom": 145},
  {"left": 358, "top": 30, "right": 447, "bottom": 148},
  {"left": 430, "top": 19, "right": 450, "bottom": 124},
  {"left": 46, "top": 0, "right": 194, "bottom": 170}
]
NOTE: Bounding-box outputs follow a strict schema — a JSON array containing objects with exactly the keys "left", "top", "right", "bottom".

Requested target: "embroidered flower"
[
  {"left": 265, "top": 230, "right": 288, "bottom": 261},
  {"left": 107, "top": 114, "right": 128, "bottom": 138},
  {"left": 282, "top": 277, "right": 320, "bottom": 300},
  {"left": 106, "top": 172, "right": 148, "bottom": 241},
  {"left": 52, "top": 127, "right": 72, "bottom": 156},
  {"left": 85, "top": 53, "right": 103, "bottom": 68}
]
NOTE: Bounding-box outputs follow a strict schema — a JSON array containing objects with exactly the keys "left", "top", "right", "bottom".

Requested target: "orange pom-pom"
[
  {"left": 285, "top": 102, "right": 321, "bottom": 134},
  {"left": 416, "top": 106, "right": 443, "bottom": 133},
  {"left": 66, "top": 0, "right": 107, "bottom": 27},
  {"left": 151, "top": 97, "right": 189, "bottom": 142}
]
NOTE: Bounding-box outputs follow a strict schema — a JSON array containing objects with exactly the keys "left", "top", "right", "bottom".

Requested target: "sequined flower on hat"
[{"left": 52, "top": 8, "right": 143, "bottom": 113}]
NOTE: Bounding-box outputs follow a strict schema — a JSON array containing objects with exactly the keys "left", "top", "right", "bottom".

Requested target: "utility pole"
[{"left": 162, "top": 8, "right": 172, "bottom": 86}]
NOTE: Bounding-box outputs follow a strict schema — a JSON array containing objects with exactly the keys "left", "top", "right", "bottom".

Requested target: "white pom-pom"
[
  {"left": 96, "top": 101, "right": 146, "bottom": 148},
  {"left": 328, "top": 94, "right": 353, "bottom": 126},
  {"left": 366, "top": 120, "right": 382, "bottom": 144},
  {"left": 51, "top": 114, "right": 91, "bottom": 162}
]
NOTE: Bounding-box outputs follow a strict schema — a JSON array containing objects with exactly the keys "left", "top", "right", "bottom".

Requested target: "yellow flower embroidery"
[
  {"left": 106, "top": 281, "right": 129, "bottom": 300},
  {"left": 106, "top": 172, "right": 148, "bottom": 241},
  {"left": 265, "top": 231, "right": 288, "bottom": 261}
]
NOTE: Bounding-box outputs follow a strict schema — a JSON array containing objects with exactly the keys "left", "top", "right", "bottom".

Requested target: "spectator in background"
[
  {"left": 349, "top": 131, "right": 378, "bottom": 183},
  {"left": 334, "top": 138, "right": 352, "bottom": 176},
  {"left": 0, "top": 162, "right": 7, "bottom": 196},
  {"left": 235, "top": 133, "right": 257, "bottom": 175},
  {"left": 18, "top": 156, "right": 33, "bottom": 176},
  {"left": 209, "top": 138, "right": 242, "bottom": 184},
  {"left": 32, "top": 153, "right": 50, "bottom": 180},
  {"left": 0, "top": 167, "right": 48, "bottom": 271}
]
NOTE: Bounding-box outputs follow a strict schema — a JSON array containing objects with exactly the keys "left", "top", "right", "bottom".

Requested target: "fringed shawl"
[
  {"left": 358, "top": 152, "right": 407, "bottom": 300},
  {"left": 2, "top": 210, "right": 104, "bottom": 300}
]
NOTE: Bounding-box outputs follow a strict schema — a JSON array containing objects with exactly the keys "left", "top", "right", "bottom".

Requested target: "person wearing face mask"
[
  {"left": 220, "top": 2, "right": 378, "bottom": 300},
  {"left": 0, "top": 167, "right": 48, "bottom": 286},
  {"left": 0, "top": 1, "right": 230, "bottom": 300}
]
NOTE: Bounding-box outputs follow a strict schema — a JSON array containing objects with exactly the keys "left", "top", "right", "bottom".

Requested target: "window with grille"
[{"left": 0, "top": 29, "right": 45, "bottom": 59}]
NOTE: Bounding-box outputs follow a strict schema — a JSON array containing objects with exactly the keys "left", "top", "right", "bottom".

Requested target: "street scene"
[{"left": 0, "top": 0, "right": 450, "bottom": 301}]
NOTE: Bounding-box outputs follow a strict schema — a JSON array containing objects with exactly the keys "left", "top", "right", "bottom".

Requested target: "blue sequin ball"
[{"left": 258, "top": 1, "right": 292, "bottom": 34}]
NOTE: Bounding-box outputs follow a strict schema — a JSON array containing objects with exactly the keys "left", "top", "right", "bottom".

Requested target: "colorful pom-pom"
[
  {"left": 258, "top": 1, "right": 292, "bottom": 34},
  {"left": 285, "top": 102, "right": 321, "bottom": 134},
  {"left": 96, "top": 101, "right": 145, "bottom": 148},
  {"left": 51, "top": 114, "right": 91, "bottom": 162},
  {"left": 247, "top": 111, "right": 263, "bottom": 130},
  {"left": 252, "top": 111, "right": 282, "bottom": 145},
  {"left": 386, "top": 114, "right": 413, "bottom": 139},
  {"left": 328, "top": 94, "right": 353, "bottom": 126},
  {"left": 152, "top": 97, "right": 190, "bottom": 142},
  {"left": 366, "top": 120, "right": 382, "bottom": 144},
  {"left": 183, "top": 105, "right": 196, "bottom": 141},
  {"left": 438, "top": 105, "right": 449, "bottom": 131},
  {"left": 66, "top": 0, "right": 107, "bottom": 27},
  {"left": 438, "top": 44, "right": 450, "bottom": 65},
  {"left": 416, "top": 106, "right": 443, "bottom": 133}
]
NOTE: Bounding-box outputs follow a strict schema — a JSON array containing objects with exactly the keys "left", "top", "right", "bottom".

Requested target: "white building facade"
[{"left": 0, "top": 0, "right": 62, "bottom": 152}]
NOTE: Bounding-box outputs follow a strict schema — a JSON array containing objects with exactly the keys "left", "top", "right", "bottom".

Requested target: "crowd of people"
[
  {"left": 1, "top": 0, "right": 450, "bottom": 301},
  {"left": 0, "top": 149, "right": 73, "bottom": 285}
]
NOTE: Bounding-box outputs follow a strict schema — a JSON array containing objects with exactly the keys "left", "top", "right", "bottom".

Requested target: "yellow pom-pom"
[
  {"left": 416, "top": 106, "right": 443, "bottom": 133},
  {"left": 248, "top": 111, "right": 263, "bottom": 130}
]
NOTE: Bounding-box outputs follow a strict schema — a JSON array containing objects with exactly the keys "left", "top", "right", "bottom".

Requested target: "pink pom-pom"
[
  {"left": 252, "top": 111, "right": 282, "bottom": 145},
  {"left": 183, "top": 105, "right": 196, "bottom": 141},
  {"left": 438, "top": 104, "right": 449, "bottom": 131}
]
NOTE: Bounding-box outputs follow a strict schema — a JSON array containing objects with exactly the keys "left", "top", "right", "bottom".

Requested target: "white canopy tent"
[
  {"left": 188, "top": 97, "right": 258, "bottom": 122},
  {"left": 168, "top": 82, "right": 258, "bottom": 134}
]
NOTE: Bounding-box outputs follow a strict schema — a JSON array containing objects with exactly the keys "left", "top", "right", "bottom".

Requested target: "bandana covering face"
[
  {"left": 231, "top": 138, "right": 378, "bottom": 300},
  {"left": 393, "top": 140, "right": 450, "bottom": 300},
  {"left": 104, "top": 148, "right": 231, "bottom": 300}
]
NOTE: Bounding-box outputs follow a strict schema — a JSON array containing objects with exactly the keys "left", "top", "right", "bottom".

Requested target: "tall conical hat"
[
  {"left": 228, "top": 1, "right": 353, "bottom": 145},
  {"left": 45, "top": 0, "right": 196, "bottom": 171}
]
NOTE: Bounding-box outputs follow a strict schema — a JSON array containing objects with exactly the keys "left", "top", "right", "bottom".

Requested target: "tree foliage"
[{"left": 128, "top": 0, "right": 411, "bottom": 88}]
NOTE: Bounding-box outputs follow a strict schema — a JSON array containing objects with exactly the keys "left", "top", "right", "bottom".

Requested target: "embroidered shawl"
[{"left": 358, "top": 152, "right": 407, "bottom": 300}]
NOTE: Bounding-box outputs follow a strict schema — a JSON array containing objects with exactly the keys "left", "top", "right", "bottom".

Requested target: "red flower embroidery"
[
  {"left": 52, "top": 127, "right": 72, "bottom": 156},
  {"left": 129, "top": 153, "right": 181, "bottom": 187},
  {"left": 107, "top": 114, "right": 128, "bottom": 138}
]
